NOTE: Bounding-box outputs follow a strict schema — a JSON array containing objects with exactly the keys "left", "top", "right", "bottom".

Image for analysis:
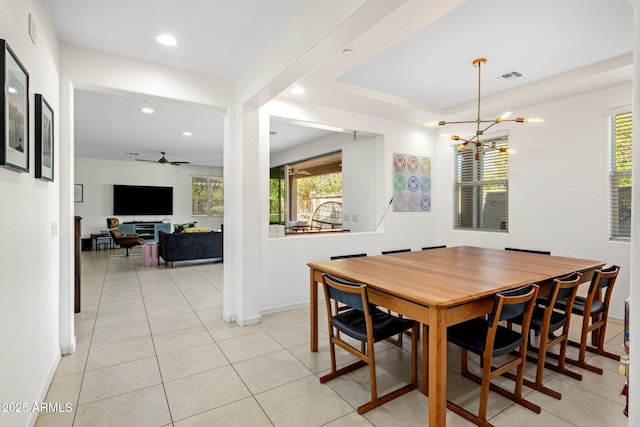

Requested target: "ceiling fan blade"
[
  {"left": 135, "top": 159, "right": 157, "bottom": 163},
  {"left": 170, "top": 161, "right": 190, "bottom": 165},
  {"left": 289, "top": 168, "right": 310, "bottom": 176}
]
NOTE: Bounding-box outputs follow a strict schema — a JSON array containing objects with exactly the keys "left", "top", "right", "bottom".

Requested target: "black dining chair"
[
  {"left": 319, "top": 274, "right": 419, "bottom": 414},
  {"left": 447, "top": 284, "right": 541, "bottom": 426},
  {"left": 506, "top": 272, "right": 582, "bottom": 399},
  {"left": 330, "top": 253, "right": 367, "bottom": 260},
  {"left": 329, "top": 252, "right": 407, "bottom": 347},
  {"left": 381, "top": 248, "right": 411, "bottom": 254},
  {"left": 422, "top": 245, "right": 446, "bottom": 250},
  {"left": 505, "top": 247, "right": 551, "bottom": 255},
  {"left": 328, "top": 254, "right": 368, "bottom": 340},
  {"left": 555, "top": 265, "right": 621, "bottom": 374}
]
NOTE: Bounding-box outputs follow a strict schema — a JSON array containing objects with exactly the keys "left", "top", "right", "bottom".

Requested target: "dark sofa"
[{"left": 158, "top": 230, "right": 223, "bottom": 267}]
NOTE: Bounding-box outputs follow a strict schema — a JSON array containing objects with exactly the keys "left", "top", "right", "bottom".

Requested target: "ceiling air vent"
[{"left": 495, "top": 70, "right": 523, "bottom": 82}]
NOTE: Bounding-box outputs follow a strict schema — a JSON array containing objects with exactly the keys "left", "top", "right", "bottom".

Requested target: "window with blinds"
[
  {"left": 453, "top": 135, "right": 509, "bottom": 231},
  {"left": 610, "top": 112, "right": 632, "bottom": 240}
]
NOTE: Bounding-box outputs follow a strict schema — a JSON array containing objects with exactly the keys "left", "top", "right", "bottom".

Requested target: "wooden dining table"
[{"left": 307, "top": 246, "right": 603, "bottom": 426}]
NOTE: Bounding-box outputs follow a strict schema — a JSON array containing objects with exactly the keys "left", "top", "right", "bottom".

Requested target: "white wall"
[
  {"left": 0, "top": 0, "right": 61, "bottom": 426},
  {"left": 261, "top": 101, "right": 439, "bottom": 313},
  {"left": 74, "top": 158, "right": 223, "bottom": 236},
  {"left": 436, "top": 83, "right": 632, "bottom": 319}
]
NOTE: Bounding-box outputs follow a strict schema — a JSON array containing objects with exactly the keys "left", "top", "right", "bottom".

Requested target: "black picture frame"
[
  {"left": 74, "top": 184, "right": 83, "bottom": 203},
  {"left": 0, "top": 39, "right": 29, "bottom": 172},
  {"left": 35, "top": 94, "right": 54, "bottom": 181}
]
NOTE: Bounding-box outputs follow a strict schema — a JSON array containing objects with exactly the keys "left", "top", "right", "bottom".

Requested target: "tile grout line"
[
  {"left": 133, "top": 256, "right": 179, "bottom": 426},
  {"left": 71, "top": 251, "right": 109, "bottom": 426}
]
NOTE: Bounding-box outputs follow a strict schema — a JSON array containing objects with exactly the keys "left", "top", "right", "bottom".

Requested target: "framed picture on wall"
[
  {"left": 35, "top": 94, "right": 54, "bottom": 181},
  {"left": 0, "top": 39, "right": 29, "bottom": 172},
  {"left": 74, "top": 184, "right": 83, "bottom": 203}
]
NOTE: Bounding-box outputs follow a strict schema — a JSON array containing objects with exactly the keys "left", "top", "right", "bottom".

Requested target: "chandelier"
[{"left": 424, "top": 58, "right": 543, "bottom": 160}]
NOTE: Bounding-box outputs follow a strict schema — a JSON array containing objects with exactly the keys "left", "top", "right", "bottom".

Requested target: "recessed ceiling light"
[
  {"left": 182, "top": 131, "right": 192, "bottom": 136},
  {"left": 8, "top": 86, "right": 17, "bottom": 94},
  {"left": 156, "top": 34, "right": 177, "bottom": 46},
  {"left": 291, "top": 86, "right": 305, "bottom": 95},
  {"left": 141, "top": 107, "right": 154, "bottom": 114}
]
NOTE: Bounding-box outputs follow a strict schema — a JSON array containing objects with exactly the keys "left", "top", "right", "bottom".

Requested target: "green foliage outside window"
[
  {"left": 192, "top": 176, "right": 223, "bottom": 216},
  {"left": 611, "top": 112, "right": 632, "bottom": 239},
  {"left": 296, "top": 173, "right": 342, "bottom": 202},
  {"left": 269, "top": 166, "right": 285, "bottom": 224}
]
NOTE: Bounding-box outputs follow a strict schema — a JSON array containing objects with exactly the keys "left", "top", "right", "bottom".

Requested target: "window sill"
[{"left": 285, "top": 228, "right": 350, "bottom": 236}]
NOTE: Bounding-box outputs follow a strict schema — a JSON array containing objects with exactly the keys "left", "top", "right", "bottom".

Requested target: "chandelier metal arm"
[
  {"left": 434, "top": 117, "right": 529, "bottom": 126},
  {"left": 424, "top": 57, "right": 543, "bottom": 161}
]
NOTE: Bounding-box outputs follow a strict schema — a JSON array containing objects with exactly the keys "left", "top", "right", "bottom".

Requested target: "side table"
[{"left": 90, "top": 233, "right": 114, "bottom": 250}]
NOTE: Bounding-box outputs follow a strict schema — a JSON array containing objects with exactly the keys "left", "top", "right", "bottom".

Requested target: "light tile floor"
[{"left": 36, "top": 249, "right": 629, "bottom": 426}]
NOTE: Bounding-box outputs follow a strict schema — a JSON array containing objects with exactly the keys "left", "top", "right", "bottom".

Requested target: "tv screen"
[{"left": 113, "top": 185, "right": 173, "bottom": 215}]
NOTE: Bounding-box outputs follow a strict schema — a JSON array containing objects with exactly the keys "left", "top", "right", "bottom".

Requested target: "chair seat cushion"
[
  {"left": 556, "top": 296, "right": 605, "bottom": 316},
  {"left": 513, "top": 306, "right": 568, "bottom": 332},
  {"left": 332, "top": 307, "right": 414, "bottom": 343},
  {"left": 448, "top": 318, "right": 524, "bottom": 357}
]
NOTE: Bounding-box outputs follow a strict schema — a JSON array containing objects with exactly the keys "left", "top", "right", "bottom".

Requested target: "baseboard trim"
[
  {"left": 27, "top": 349, "right": 62, "bottom": 427},
  {"left": 261, "top": 300, "right": 310, "bottom": 316},
  {"left": 62, "top": 336, "right": 76, "bottom": 356},
  {"left": 237, "top": 315, "right": 261, "bottom": 327}
]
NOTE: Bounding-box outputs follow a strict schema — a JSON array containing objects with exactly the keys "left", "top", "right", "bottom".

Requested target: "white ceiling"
[
  {"left": 338, "top": 0, "right": 632, "bottom": 112},
  {"left": 45, "top": 0, "right": 634, "bottom": 167},
  {"left": 73, "top": 90, "right": 225, "bottom": 166}
]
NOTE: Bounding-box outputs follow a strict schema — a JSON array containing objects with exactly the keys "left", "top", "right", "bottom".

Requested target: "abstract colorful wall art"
[{"left": 392, "top": 153, "right": 431, "bottom": 212}]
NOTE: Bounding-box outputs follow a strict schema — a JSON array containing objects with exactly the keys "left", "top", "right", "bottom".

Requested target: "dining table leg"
[
  {"left": 310, "top": 268, "right": 318, "bottom": 352},
  {"left": 429, "top": 307, "right": 447, "bottom": 426}
]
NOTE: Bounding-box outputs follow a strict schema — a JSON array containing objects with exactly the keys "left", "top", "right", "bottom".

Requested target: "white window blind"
[
  {"left": 453, "top": 135, "right": 509, "bottom": 231},
  {"left": 610, "top": 112, "right": 632, "bottom": 240}
]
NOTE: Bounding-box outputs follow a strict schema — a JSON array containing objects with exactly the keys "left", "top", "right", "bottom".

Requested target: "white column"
[
  {"left": 222, "top": 104, "right": 264, "bottom": 325},
  {"left": 58, "top": 80, "right": 75, "bottom": 354},
  {"left": 629, "top": 0, "right": 640, "bottom": 423}
]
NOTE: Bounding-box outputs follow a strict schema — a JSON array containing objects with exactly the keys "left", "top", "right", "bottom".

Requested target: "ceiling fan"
[
  {"left": 288, "top": 167, "right": 310, "bottom": 176},
  {"left": 136, "top": 151, "right": 190, "bottom": 165}
]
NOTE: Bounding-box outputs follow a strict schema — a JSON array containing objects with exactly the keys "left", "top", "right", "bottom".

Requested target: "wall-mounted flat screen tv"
[{"left": 113, "top": 185, "right": 173, "bottom": 215}]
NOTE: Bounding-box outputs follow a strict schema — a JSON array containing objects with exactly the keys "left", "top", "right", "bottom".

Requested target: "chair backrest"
[
  {"left": 541, "top": 272, "right": 583, "bottom": 308},
  {"left": 109, "top": 228, "right": 126, "bottom": 243},
  {"left": 330, "top": 253, "right": 367, "bottom": 260},
  {"left": 323, "top": 274, "right": 368, "bottom": 313},
  {"left": 106, "top": 217, "right": 119, "bottom": 229},
  {"left": 381, "top": 249, "right": 411, "bottom": 255},
  {"left": 489, "top": 284, "right": 539, "bottom": 326},
  {"left": 587, "top": 265, "right": 619, "bottom": 295},
  {"left": 505, "top": 247, "right": 551, "bottom": 255}
]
